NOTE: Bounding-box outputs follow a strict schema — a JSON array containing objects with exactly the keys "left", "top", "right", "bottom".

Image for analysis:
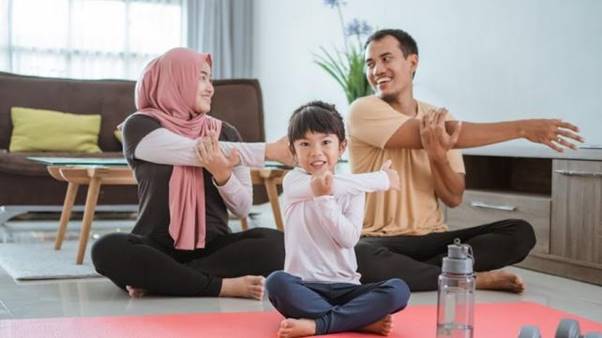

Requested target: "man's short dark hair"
[
  {"left": 364, "top": 28, "right": 419, "bottom": 58},
  {"left": 288, "top": 101, "right": 345, "bottom": 153}
]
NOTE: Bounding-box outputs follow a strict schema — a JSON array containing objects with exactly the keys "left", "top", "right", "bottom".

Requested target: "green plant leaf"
[
  {"left": 316, "top": 47, "right": 348, "bottom": 83},
  {"left": 314, "top": 60, "right": 347, "bottom": 91},
  {"left": 313, "top": 42, "right": 373, "bottom": 103}
]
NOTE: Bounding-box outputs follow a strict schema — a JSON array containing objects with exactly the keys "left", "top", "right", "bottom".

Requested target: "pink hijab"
[{"left": 135, "top": 47, "right": 221, "bottom": 250}]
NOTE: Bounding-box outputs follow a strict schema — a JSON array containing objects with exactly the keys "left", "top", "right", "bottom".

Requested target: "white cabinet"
[
  {"left": 445, "top": 152, "right": 602, "bottom": 285},
  {"left": 551, "top": 160, "right": 602, "bottom": 265}
]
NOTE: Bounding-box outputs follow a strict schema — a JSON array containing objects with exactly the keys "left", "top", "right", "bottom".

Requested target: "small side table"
[
  {"left": 47, "top": 166, "right": 136, "bottom": 264},
  {"left": 249, "top": 168, "right": 286, "bottom": 232},
  {"left": 48, "top": 165, "right": 288, "bottom": 264}
]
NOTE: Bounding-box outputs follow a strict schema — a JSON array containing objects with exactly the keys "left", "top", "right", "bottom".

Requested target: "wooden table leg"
[
  {"left": 54, "top": 182, "right": 79, "bottom": 250},
  {"left": 240, "top": 217, "right": 249, "bottom": 231},
  {"left": 264, "top": 178, "right": 284, "bottom": 231},
  {"left": 76, "top": 177, "right": 101, "bottom": 265}
]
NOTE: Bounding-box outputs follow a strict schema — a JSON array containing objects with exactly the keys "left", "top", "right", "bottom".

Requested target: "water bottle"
[{"left": 436, "top": 238, "right": 475, "bottom": 338}]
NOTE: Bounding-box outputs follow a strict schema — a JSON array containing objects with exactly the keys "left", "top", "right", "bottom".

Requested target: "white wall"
[{"left": 253, "top": 0, "right": 602, "bottom": 146}]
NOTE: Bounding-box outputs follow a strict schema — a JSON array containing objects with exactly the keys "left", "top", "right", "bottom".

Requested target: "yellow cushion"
[
  {"left": 114, "top": 129, "right": 123, "bottom": 143},
  {"left": 9, "top": 107, "right": 102, "bottom": 153}
]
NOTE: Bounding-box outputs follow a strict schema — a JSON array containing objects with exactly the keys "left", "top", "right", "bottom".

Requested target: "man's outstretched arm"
[{"left": 385, "top": 109, "right": 583, "bottom": 151}]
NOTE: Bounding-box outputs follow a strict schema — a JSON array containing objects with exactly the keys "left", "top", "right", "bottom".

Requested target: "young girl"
[{"left": 266, "top": 101, "right": 410, "bottom": 338}]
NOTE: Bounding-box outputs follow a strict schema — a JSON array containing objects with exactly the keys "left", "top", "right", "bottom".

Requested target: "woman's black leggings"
[
  {"left": 91, "top": 227, "right": 285, "bottom": 297},
  {"left": 355, "top": 219, "right": 536, "bottom": 291}
]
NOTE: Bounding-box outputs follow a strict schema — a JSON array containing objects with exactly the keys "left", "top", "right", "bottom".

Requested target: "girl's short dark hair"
[{"left": 287, "top": 101, "right": 345, "bottom": 153}]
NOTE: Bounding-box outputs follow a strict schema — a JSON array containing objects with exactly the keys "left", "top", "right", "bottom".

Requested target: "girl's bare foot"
[
  {"left": 358, "top": 315, "right": 393, "bottom": 336},
  {"left": 219, "top": 275, "right": 265, "bottom": 300},
  {"left": 277, "top": 318, "right": 316, "bottom": 338},
  {"left": 476, "top": 270, "right": 525, "bottom": 293},
  {"left": 126, "top": 285, "right": 146, "bottom": 298}
]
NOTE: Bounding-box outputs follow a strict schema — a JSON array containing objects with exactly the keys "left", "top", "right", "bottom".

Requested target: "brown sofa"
[{"left": 0, "top": 71, "right": 267, "bottom": 223}]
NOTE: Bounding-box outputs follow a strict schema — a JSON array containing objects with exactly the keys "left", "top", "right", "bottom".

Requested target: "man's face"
[{"left": 365, "top": 35, "right": 418, "bottom": 102}]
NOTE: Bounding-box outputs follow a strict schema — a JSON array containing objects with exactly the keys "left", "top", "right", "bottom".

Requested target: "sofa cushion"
[
  {"left": 0, "top": 150, "right": 124, "bottom": 176},
  {"left": 0, "top": 73, "right": 265, "bottom": 150},
  {"left": 114, "top": 129, "right": 123, "bottom": 143},
  {"left": 0, "top": 72, "right": 270, "bottom": 205},
  {"left": 0, "top": 72, "right": 137, "bottom": 152},
  {"left": 10, "top": 107, "right": 101, "bottom": 153}
]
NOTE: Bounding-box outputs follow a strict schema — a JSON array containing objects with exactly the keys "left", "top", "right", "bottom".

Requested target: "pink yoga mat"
[{"left": 1, "top": 302, "right": 600, "bottom": 338}]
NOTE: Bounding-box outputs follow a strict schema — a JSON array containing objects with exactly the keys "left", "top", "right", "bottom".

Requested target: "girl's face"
[
  {"left": 194, "top": 62, "right": 214, "bottom": 114},
  {"left": 292, "top": 131, "right": 346, "bottom": 174}
]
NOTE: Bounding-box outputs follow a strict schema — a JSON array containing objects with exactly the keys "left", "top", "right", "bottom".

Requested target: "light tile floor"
[{"left": 0, "top": 204, "right": 601, "bottom": 324}]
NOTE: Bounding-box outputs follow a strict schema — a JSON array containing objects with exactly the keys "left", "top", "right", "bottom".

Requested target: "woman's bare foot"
[
  {"left": 219, "top": 275, "right": 265, "bottom": 300},
  {"left": 358, "top": 315, "right": 393, "bottom": 336},
  {"left": 126, "top": 285, "right": 146, "bottom": 298},
  {"left": 476, "top": 270, "right": 525, "bottom": 293},
  {"left": 277, "top": 318, "right": 316, "bottom": 338}
]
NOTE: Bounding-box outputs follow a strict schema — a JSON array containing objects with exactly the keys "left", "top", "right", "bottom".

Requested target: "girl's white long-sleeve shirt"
[{"left": 282, "top": 168, "right": 390, "bottom": 284}]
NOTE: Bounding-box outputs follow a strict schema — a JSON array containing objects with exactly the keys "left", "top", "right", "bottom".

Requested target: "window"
[{"left": 1, "top": 0, "right": 184, "bottom": 79}]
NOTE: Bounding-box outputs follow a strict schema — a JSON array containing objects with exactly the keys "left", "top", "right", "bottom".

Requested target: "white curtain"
[
  {"left": 186, "top": 0, "right": 253, "bottom": 79},
  {"left": 0, "top": 0, "right": 184, "bottom": 80},
  {"left": 0, "top": 0, "right": 10, "bottom": 71}
]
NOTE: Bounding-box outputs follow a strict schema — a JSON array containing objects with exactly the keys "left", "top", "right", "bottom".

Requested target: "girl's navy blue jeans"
[{"left": 266, "top": 271, "right": 410, "bottom": 335}]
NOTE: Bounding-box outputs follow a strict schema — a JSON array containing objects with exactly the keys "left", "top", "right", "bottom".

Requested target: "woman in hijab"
[{"left": 91, "top": 48, "right": 287, "bottom": 299}]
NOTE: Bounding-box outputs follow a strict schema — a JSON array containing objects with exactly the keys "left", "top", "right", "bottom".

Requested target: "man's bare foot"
[
  {"left": 277, "top": 318, "right": 316, "bottom": 338},
  {"left": 358, "top": 315, "right": 393, "bottom": 336},
  {"left": 476, "top": 270, "right": 525, "bottom": 293},
  {"left": 219, "top": 275, "right": 265, "bottom": 300},
  {"left": 126, "top": 285, "right": 146, "bottom": 298}
]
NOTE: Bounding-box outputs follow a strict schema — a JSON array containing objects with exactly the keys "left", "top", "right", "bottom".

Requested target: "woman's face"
[{"left": 194, "top": 62, "right": 214, "bottom": 114}]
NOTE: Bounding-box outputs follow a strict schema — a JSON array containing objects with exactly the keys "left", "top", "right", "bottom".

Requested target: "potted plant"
[{"left": 314, "top": 0, "right": 374, "bottom": 104}]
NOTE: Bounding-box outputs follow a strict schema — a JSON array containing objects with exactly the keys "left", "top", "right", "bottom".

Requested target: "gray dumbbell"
[
  {"left": 584, "top": 334, "right": 602, "bottom": 338},
  {"left": 556, "top": 319, "right": 581, "bottom": 338},
  {"left": 555, "top": 319, "right": 602, "bottom": 338},
  {"left": 519, "top": 319, "right": 602, "bottom": 338},
  {"left": 519, "top": 325, "right": 542, "bottom": 338}
]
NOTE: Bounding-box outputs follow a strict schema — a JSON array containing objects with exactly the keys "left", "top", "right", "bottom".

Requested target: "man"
[{"left": 349, "top": 29, "right": 583, "bottom": 292}]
